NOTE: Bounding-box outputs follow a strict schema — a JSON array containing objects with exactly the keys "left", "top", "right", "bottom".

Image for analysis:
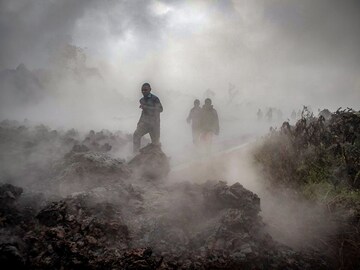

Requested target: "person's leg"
[
  {"left": 133, "top": 122, "right": 149, "bottom": 153},
  {"left": 193, "top": 127, "right": 201, "bottom": 145},
  {"left": 198, "top": 132, "right": 206, "bottom": 154},
  {"left": 149, "top": 122, "right": 160, "bottom": 145},
  {"left": 207, "top": 132, "right": 213, "bottom": 152},
  {"left": 204, "top": 132, "right": 213, "bottom": 153}
]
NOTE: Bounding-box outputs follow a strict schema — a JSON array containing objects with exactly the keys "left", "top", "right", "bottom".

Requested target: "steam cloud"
[
  {"left": 0, "top": 0, "right": 359, "bottom": 253},
  {"left": 1, "top": 0, "right": 359, "bottom": 117}
]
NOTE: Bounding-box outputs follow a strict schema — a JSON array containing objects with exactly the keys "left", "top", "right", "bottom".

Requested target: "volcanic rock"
[{"left": 128, "top": 143, "right": 170, "bottom": 179}]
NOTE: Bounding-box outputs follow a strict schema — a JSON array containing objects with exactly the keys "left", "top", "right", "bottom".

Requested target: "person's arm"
[
  {"left": 187, "top": 108, "right": 193, "bottom": 123},
  {"left": 140, "top": 96, "right": 163, "bottom": 113},
  {"left": 156, "top": 97, "right": 163, "bottom": 113}
]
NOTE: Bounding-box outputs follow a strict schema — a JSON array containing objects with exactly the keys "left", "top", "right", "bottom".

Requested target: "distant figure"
[
  {"left": 199, "top": 98, "right": 219, "bottom": 152},
  {"left": 257, "top": 109, "right": 263, "bottom": 121},
  {"left": 187, "top": 99, "right": 202, "bottom": 145},
  {"left": 133, "top": 83, "right": 163, "bottom": 153}
]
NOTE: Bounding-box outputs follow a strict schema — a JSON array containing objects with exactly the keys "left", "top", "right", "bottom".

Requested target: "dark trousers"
[{"left": 133, "top": 121, "right": 160, "bottom": 153}]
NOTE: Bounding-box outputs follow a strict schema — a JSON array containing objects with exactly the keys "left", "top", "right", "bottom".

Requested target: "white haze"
[
  {"left": 2, "top": 0, "right": 359, "bottom": 155},
  {"left": 0, "top": 0, "right": 359, "bottom": 249}
]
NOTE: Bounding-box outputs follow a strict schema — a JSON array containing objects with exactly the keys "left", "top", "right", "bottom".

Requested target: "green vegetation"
[
  {"left": 253, "top": 108, "right": 360, "bottom": 270},
  {"left": 254, "top": 108, "right": 360, "bottom": 199}
]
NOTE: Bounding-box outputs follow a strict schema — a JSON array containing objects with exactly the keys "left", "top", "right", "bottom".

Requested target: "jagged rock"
[
  {"left": 82, "top": 129, "right": 128, "bottom": 153},
  {"left": 26, "top": 195, "right": 130, "bottom": 269},
  {"left": 0, "top": 184, "right": 23, "bottom": 204},
  {"left": 53, "top": 151, "right": 131, "bottom": 195},
  {"left": 0, "top": 243, "right": 25, "bottom": 269},
  {"left": 128, "top": 143, "right": 170, "bottom": 179},
  {"left": 0, "top": 178, "right": 330, "bottom": 270},
  {"left": 71, "top": 144, "right": 89, "bottom": 153},
  {"left": 203, "top": 181, "right": 260, "bottom": 215},
  {"left": 122, "top": 247, "right": 162, "bottom": 269},
  {"left": 0, "top": 123, "right": 132, "bottom": 193},
  {"left": 0, "top": 184, "right": 26, "bottom": 227},
  {"left": 36, "top": 201, "right": 67, "bottom": 227}
]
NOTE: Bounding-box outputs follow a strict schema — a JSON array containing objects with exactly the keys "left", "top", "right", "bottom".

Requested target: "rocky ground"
[{"left": 0, "top": 119, "right": 334, "bottom": 269}]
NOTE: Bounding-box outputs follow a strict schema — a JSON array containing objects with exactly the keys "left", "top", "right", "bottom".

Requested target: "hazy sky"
[{"left": 1, "top": 0, "right": 360, "bottom": 126}]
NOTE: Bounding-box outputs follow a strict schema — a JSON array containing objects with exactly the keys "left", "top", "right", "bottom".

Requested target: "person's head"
[
  {"left": 205, "top": 98, "right": 212, "bottom": 106},
  {"left": 141, "top": 83, "right": 151, "bottom": 97},
  {"left": 194, "top": 99, "right": 200, "bottom": 106}
]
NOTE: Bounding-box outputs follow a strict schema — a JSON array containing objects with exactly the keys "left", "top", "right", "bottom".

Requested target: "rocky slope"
[{"left": 0, "top": 122, "right": 329, "bottom": 269}]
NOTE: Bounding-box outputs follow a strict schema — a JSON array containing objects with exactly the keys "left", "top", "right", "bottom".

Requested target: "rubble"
[
  {"left": 0, "top": 178, "right": 330, "bottom": 269},
  {"left": 128, "top": 143, "right": 170, "bottom": 180},
  {"left": 0, "top": 121, "right": 333, "bottom": 269},
  {"left": 27, "top": 196, "right": 130, "bottom": 269},
  {"left": 0, "top": 122, "right": 133, "bottom": 193},
  {"left": 81, "top": 129, "right": 129, "bottom": 153},
  {"left": 0, "top": 184, "right": 23, "bottom": 204},
  {"left": 203, "top": 181, "right": 260, "bottom": 215}
]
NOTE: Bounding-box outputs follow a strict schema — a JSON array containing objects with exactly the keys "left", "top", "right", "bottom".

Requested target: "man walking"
[
  {"left": 187, "top": 99, "right": 202, "bottom": 145},
  {"left": 199, "top": 98, "right": 219, "bottom": 152},
  {"left": 133, "top": 83, "right": 163, "bottom": 153}
]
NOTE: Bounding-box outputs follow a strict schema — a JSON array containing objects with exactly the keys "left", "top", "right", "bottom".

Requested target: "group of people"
[
  {"left": 186, "top": 98, "right": 219, "bottom": 146},
  {"left": 133, "top": 83, "right": 219, "bottom": 153},
  {"left": 257, "top": 108, "right": 283, "bottom": 122}
]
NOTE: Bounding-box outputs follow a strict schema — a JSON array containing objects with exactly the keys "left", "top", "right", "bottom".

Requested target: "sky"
[{"left": 0, "top": 0, "right": 360, "bottom": 132}]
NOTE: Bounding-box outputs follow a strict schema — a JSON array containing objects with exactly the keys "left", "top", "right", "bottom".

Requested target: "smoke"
[
  {"left": 1, "top": 1, "right": 359, "bottom": 116},
  {"left": 1, "top": 0, "right": 359, "bottom": 252},
  {"left": 223, "top": 144, "right": 338, "bottom": 250},
  {"left": 168, "top": 141, "right": 338, "bottom": 250}
]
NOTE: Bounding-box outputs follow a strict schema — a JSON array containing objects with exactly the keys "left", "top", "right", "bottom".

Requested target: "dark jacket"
[
  {"left": 200, "top": 104, "right": 219, "bottom": 134},
  {"left": 138, "top": 93, "right": 163, "bottom": 125},
  {"left": 187, "top": 106, "right": 202, "bottom": 129}
]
